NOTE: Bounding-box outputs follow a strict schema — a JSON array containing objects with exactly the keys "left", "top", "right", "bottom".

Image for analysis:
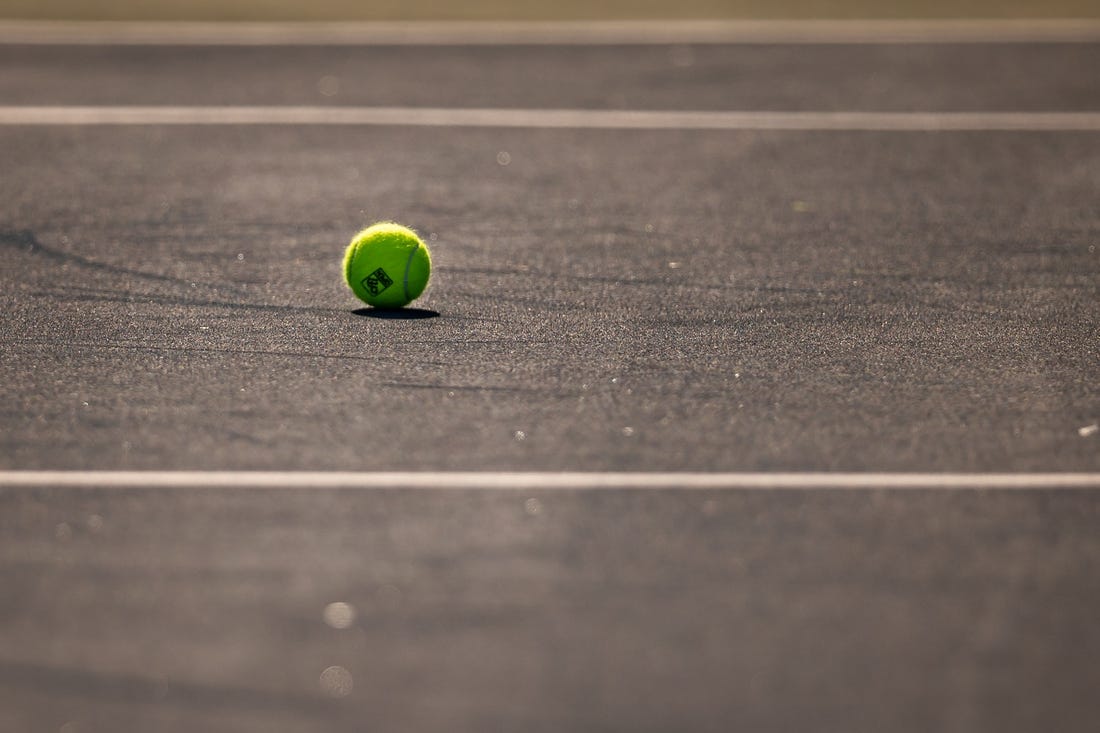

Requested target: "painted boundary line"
[
  {"left": 0, "top": 472, "right": 1098, "bottom": 489},
  {"left": 2, "top": 107, "right": 1100, "bottom": 131},
  {"left": 1, "top": 19, "right": 1099, "bottom": 45}
]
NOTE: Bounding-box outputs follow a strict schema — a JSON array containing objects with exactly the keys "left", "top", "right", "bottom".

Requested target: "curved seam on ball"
[{"left": 402, "top": 244, "right": 418, "bottom": 303}]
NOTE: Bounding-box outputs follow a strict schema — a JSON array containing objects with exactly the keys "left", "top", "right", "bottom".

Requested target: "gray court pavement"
[
  {"left": 3, "top": 43, "right": 1100, "bottom": 111},
  {"left": 3, "top": 485, "right": 1100, "bottom": 733},
  {"left": 1, "top": 123, "right": 1096, "bottom": 471},
  {"left": 0, "top": 34, "right": 1098, "bottom": 733}
]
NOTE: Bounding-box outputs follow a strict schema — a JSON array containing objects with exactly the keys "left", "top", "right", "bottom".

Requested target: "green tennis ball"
[{"left": 343, "top": 222, "right": 432, "bottom": 308}]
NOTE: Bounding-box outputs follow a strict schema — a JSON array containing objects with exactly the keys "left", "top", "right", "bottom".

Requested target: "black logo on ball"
[{"left": 363, "top": 268, "right": 394, "bottom": 296}]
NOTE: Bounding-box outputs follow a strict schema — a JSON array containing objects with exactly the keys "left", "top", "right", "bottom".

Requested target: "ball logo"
[{"left": 362, "top": 268, "right": 394, "bottom": 296}]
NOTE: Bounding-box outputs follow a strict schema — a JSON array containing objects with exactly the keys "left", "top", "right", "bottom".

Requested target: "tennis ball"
[{"left": 343, "top": 222, "right": 432, "bottom": 308}]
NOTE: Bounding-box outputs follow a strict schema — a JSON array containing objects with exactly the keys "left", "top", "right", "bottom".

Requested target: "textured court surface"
[
  {"left": 3, "top": 125, "right": 1096, "bottom": 471},
  {"left": 0, "top": 23, "right": 1098, "bottom": 733}
]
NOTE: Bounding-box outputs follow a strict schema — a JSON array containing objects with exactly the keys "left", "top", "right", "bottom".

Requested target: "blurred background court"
[
  {"left": 4, "top": 0, "right": 1100, "bottom": 20},
  {"left": 1, "top": 1, "right": 1098, "bottom": 733}
]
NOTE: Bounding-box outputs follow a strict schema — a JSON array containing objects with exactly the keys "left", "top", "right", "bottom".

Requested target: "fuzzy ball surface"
[{"left": 343, "top": 222, "right": 432, "bottom": 308}]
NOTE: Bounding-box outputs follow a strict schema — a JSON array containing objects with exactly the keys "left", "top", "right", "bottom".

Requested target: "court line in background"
[
  {"left": 2, "top": 107, "right": 1100, "bottom": 131},
  {"left": 1, "top": 19, "right": 1100, "bottom": 45},
  {"left": 0, "top": 472, "right": 1098, "bottom": 489}
]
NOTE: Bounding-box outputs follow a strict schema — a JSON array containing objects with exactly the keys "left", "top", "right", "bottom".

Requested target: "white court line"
[
  {"left": 1, "top": 19, "right": 1100, "bottom": 45},
  {"left": 2, "top": 107, "right": 1100, "bottom": 131},
  {"left": 0, "top": 472, "right": 1098, "bottom": 489}
]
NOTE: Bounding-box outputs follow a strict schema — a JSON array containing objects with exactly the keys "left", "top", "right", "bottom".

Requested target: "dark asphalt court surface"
[
  {"left": 1, "top": 31, "right": 1099, "bottom": 733},
  {"left": 4, "top": 43, "right": 1100, "bottom": 110}
]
